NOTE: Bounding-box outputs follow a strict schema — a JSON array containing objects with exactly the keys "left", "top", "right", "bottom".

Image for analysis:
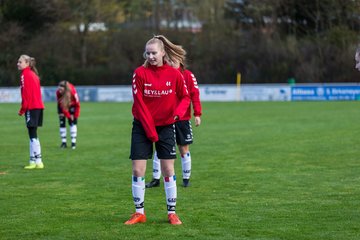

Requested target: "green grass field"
[{"left": 1, "top": 101, "right": 360, "bottom": 240}]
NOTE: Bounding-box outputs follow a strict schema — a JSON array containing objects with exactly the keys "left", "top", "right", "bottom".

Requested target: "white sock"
[
  {"left": 60, "top": 127, "right": 67, "bottom": 143},
  {"left": 70, "top": 125, "right": 77, "bottom": 144},
  {"left": 29, "top": 139, "right": 35, "bottom": 164},
  {"left": 153, "top": 151, "right": 161, "bottom": 179},
  {"left": 164, "top": 175, "right": 177, "bottom": 214},
  {"left": 31, "top": 138, "right": 42, "bottom": 164},
  {"left": 181, "top": 152, "right": 191, "bottom": 179},
  {"left": 132, "top": 176, "right": 145, "bottom": 214}
]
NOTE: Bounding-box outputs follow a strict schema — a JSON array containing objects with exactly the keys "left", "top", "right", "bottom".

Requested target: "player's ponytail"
[
  {"left": 20, "top": 55, "right": 39, "bottom": 76},
  {"left": 29, "top": 57, "right": 39, "bottom": 76},
  {"left": 155, "top": 35, "right": 187, "bottom": 70},
  {"left": 59, "top": 80, "right": 71, "bottom": 110},
  {"left": 143, "top": 35, "right": 187, "bottom": 69}
]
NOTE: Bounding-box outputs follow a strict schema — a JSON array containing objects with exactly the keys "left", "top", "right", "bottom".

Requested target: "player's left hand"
[{"left": 194, "top": 116, "right": 201, "bottom": 126}]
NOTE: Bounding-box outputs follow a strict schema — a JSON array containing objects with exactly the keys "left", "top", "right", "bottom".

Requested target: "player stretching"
[{"left": 56, "top": 81, "right": 80, "bottom": 149}]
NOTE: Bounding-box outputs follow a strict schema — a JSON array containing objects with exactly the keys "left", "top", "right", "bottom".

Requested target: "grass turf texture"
[{"left": 1, "top": 101, "right": 360, "bottom": 240}]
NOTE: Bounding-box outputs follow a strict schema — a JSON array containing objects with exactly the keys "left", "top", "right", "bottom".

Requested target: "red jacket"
[
  {"left": 179, "top": 69, "right": 202, "bottom": 120},
  {"left": 132, "top": 64, "right": 191, "bottom": 142},
  {"left": 19, "top": 67, "right": 44, "bottom": 115},
  {"left": 56, "top": 83, "right": 80, "bottom": 119}
]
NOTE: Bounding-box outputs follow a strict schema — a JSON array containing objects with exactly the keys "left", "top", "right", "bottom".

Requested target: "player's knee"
[
  {"left": 28, "top": 127, "right": 37, "bottom": 139},
  {"left": 132, "top": 161, "right": 147, "bottom": 176},
  {"left": 59, "top": 115, "right": 66, "bottom": 127},
  {"left": 132, "top": 169, "right": 145, "bottom": 177},
  {"left": 178, "top": 145, "right": 189, "bottom": 155},
  {"left": 68, "top": 117, "right": 78, "bottom": 126},
  {"left": 160, "top": 162, "right": 175, "bottom": 176}
]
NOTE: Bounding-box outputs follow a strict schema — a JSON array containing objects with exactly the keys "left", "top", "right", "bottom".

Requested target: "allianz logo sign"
[{"left": 292, "top": 87, "right": 324, "bottom": 96}]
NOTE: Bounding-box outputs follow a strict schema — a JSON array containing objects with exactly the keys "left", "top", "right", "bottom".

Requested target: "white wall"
[{"left": 2, "top": 83, "right": 360, "bottom": 103}]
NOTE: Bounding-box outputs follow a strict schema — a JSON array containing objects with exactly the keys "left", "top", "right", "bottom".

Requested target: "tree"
[
  {"left": 0, "top": 0, "right": 58, "bottom": 85},
  {"left": 54, "top": 0, "right": 124, "bottom": 68}
]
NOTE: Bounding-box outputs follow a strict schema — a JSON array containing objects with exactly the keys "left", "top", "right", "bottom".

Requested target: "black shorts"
[
  {"left": 58, "top": 104, "right": 76, "bottom": 115},
  {"left": 130, "top": 119, "right": 177, "bottom": 160},
  {"left": 175, "top": 120, "right": 193, "bottom": 145},
  {"left": 25, "top": 109, "right": 43, "bottom": 127}
]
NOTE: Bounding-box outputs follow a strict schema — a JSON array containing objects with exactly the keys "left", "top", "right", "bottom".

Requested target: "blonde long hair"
[
  {"left": 20, "top": 54, "right": 39, "bottom": 75},
  {"left": 58, "top": 80, "right": 72, "bottom": 110},
  {"left": 143, "top": 35, "right": 186, "bottom": 69}
]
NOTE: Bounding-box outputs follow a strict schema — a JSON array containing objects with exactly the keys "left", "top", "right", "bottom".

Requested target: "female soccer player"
[
  {"left": 17, "top": 54, "right": 45, "bottom": 169},
  {"left": 124, "top": 35, "right": 190, "bottom": 225},
  {"left": 56, "top": 80, "right": 80, "bottom": 149},
  {"left": 146, "top": 58, "right": 202, "bottom": 188}
]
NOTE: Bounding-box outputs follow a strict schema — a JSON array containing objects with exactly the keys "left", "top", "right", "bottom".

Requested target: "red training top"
[
  {"left": 132, "top": 63, "right": 191, "bottom": 142},
  {"left": 19, "top": 67, "right": 44, "bottom": 115},
  {"left": 56, "top": 82, "right": 80, "bottom": 119},
  {"left": 179, "top": 69, "right": 202, "bottom": 120}
]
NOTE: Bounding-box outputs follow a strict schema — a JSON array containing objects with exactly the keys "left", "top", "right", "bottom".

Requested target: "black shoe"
[
  {"left": 60, "top": 142, "right": 67, "bottom": 148},
  {"left": 71, "top": 143, "right": 76, "bottom": 149},
  {"left": 146, "top": 178, "right": 160, "bottom": 188},
  {"left": 183, "top": 179, "right": 190, "bottom": 187}
]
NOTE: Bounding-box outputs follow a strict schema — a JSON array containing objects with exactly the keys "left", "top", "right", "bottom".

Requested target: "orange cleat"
[
  {"left": 124, "top": 212, "right": 146, "bottom": 225},
  {"left": 168, "top": 213, "right": 182, "bottom": 225}
]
